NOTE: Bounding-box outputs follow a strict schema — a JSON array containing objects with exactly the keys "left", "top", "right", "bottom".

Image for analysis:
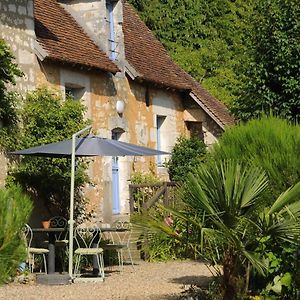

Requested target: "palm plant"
[{"left": 133, "top": 160, "right": 300, "bottom": 300}]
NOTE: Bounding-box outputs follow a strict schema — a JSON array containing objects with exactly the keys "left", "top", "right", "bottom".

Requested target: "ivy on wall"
[{"left": 0, "top": 39, "right": 23, "bottom": 150}]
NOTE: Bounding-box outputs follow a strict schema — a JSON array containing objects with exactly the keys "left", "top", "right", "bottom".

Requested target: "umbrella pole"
[{"left": 68, "top": 126, "right": 92, "bottom": 280}]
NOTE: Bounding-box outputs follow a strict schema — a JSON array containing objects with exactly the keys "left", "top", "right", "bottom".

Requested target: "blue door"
[{"left": 112, "top": 132, "right": 120, "bottom": 214}]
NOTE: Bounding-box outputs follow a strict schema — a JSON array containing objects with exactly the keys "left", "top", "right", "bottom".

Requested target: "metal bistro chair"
[
  {"left": 74, "top": 226, "right": 105, "bottom": 278},
  {"left": 23, "top": 224, "right": 49, "bottom": 273},
  {"left": 49, "top": 216, "right": 68, "bottom": 246},
  {"left": 103, "top": 221, "right": 134, "bottom": 271},
  {"left": 49, "top": 216, "right": 68, "bottom": 271}
]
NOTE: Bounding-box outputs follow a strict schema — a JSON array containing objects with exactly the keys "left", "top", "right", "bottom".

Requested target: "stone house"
[{"left": 0, "top": 0, "right": 234, "bottom": 223}]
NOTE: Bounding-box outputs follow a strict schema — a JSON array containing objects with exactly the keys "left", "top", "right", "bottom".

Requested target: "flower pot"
[{"left": 42, "top": 220, "right": 50, "bottom": 229}]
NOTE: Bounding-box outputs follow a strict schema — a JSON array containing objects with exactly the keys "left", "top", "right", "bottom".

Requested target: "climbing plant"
[{"left": 0, "top": 40, "right": 23, "bottom": 150}]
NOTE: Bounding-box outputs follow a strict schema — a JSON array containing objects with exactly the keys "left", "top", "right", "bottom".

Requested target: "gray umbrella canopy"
[{"left": 12, "top": 135, "right": 169, "bottom": 157}]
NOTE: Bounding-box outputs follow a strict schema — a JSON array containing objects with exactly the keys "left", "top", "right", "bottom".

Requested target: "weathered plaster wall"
[{"left": 203, "top": 116, "right": 223, "bottom": 147}]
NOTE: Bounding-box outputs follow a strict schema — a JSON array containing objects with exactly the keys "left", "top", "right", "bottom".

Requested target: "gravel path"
[{"left": 0, "top": 260, "right": 212, "bottom": 300}]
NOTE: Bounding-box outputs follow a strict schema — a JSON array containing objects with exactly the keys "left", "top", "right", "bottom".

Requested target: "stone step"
[{"left": 36, "top": 273, "right": 71, "bottom": 285}]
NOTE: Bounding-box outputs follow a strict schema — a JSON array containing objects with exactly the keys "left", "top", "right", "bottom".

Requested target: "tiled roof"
[
  {"left": 34, "top": 0, "right": 119, "bottom": 73},
  {"left": 123, "top": 1, "right": 235, "bottom": 127},
  {"left": 122, "top": 1, "right": 190, "bottom": 91}
]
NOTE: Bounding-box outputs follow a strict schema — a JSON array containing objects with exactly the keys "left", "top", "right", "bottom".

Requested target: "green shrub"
[
  {"left": 166, "top": 136, "right": 206, "bottom": 182},
  {"left": 210, "top": 116, "right": 300, "bottom": 202},
  {"left": 0, "top": 185, "right": 32, "bottom": 284},
  {"left": 9, "top": 88, "right": 90, "bottom": 220}
]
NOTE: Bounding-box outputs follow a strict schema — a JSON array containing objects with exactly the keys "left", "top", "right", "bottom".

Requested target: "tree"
[
  {"left": 0, "top": 40, "right": 23, "bottom": 150},
  {"left": 9, "top": 88, "right": 90, "bottom": 220},
  {"left": 232, "top": 0, "right": 300, "bottom": 121},
  {"left": 181, "top": 161, "right": 300, "bottom": 300}
]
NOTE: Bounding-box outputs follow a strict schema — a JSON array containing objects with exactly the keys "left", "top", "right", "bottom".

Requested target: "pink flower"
[{"left": 164, "top": 215, "right": 174, "bottom": 227}]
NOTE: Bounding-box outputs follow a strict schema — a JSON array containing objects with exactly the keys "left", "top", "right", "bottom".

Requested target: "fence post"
[
  {"left": 163, "top": 182, "right": 168, "bottom": 206},
  {"left": 129, "top": 185, "right": 135, "bottom": 214}
]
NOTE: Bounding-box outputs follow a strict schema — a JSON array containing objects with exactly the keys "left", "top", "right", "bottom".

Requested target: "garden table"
[{"left": 32, "top": 228, "right": 66, "bottom": 274}]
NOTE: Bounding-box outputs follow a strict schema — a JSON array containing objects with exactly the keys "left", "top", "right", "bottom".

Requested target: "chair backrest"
[
  {"left": 111, "top": 221, "right": 132, "bottom": 246},
  {"left": 49, "top": 216, "right": 68, "bottom": 241},
  {"left": 74, "top": 226, "right": 102, "bottom": 249},
  {"left": 49, "top": 216, "right": 68, "bottom": 228},
  {"left": 114, "top": 221, "right": 131, "bottom": 230},
  {"left": 22, "top": 224, "right": 33, "bottom": 249}
]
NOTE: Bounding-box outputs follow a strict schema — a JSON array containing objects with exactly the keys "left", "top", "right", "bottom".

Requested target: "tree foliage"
[
  {"left": 9, "top": 88, "right": 90, "bottom": 220},
  {"left": 129, "top": 0, "right": 300, "bottom": 121},
  {"left": 232, "top": 0, "right": 300, "bottom": 122}
]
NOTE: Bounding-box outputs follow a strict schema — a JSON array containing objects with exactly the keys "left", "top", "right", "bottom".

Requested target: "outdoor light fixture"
[{"left": 116, "top": 100, "right": 125, "bottom": 114}]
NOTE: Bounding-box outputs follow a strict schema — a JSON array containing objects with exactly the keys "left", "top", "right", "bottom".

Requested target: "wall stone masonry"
[
  {"left": 0, "top": 0, "right": 38, "bottom": 92},
  {"left": 0, "top": 0, "right": 38, "bottom": 186}
]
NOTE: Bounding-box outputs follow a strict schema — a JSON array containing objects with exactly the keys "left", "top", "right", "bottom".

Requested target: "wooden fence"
[{"left": 129, "top": 182, "right": 178, "bottom": 214}]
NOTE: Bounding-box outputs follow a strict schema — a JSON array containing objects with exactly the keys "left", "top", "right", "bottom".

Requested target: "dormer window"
[{"left": 106, "top": 0, "right": 117, "bottom": 61}]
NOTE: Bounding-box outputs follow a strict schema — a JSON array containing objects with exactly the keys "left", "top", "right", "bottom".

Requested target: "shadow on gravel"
[
  {"left": 171, "top": 275, "right": 212, "bottom": 287},
  {"left": 148, "top": 276, "right": 213, "bottom": 300}
]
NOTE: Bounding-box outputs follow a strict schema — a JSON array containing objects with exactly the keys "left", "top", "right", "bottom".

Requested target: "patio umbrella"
[
  {"left": 12, "top": 135, "right": 168, "bottom": 157},
  {"left": 11, "top": 126, "right": 169, "bottom": 279}
]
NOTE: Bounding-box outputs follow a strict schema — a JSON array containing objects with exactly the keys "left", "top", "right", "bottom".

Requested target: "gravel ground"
[{"left": 0, "top": 260, "right": 212, "bottom": 300}]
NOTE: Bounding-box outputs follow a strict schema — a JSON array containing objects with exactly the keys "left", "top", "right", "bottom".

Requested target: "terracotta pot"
[{"left": 42, "top": 220, "right": 50, "bottom": 229}]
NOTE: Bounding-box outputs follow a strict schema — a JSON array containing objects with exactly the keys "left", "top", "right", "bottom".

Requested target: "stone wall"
[
  {"left": 0, "top": 0, "right": 37, "bottom": 92},
  {"left": 0, "top": 0, "right": 38, "bottom": 186}
]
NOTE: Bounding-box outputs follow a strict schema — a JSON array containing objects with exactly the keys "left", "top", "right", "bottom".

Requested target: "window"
[
  {"left": 186, "top": 121, "right": 204, "bottom": 140},
  {"left": 65, "top": 85, "right": 85, "bottom": 101},
  {"left": 145, "top": 86, "right": 150, "bottom": 107},
  {"left": 106, "top": 0, "right": 117, "bottom": 61},
  {"left": 156, "top": 115, "right": 166, "bottom": 166},
  {"left": 111, "top": 128, "right": 124, "bottom": 214}
]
